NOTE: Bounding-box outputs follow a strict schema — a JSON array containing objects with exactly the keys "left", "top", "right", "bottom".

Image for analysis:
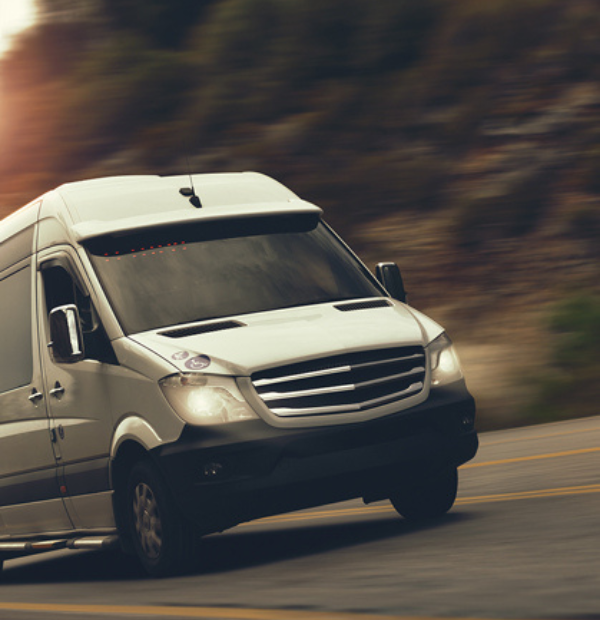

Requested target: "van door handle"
[
  {"left": 29, "top": 389, "right": 44, "bottom": 403},
  {"left": 49, "top": 382, "right": 65, "bottom": 397}
]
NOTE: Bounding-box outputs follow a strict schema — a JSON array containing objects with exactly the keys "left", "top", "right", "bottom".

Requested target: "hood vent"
[
  {"left": 334, "top": 299, "right": 391, "bottom": 312},
  {"left": 159, "top": 320, "right": 245, "bottom": 338}
]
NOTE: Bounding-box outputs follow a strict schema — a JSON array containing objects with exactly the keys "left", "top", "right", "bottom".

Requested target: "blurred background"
[{"left": 1, "top": 0, "right": 599, "bottom": 430}]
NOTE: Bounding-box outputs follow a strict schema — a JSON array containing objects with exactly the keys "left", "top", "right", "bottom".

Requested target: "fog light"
[
  {"left": 461, "top": 415, "right": 473, "bottom": 428},
  {"left": 202, "top": 462, "right": 225, "bottom": 478}
]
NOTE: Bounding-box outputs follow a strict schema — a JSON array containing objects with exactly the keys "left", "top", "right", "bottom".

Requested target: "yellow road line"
[
  {"left": 462, "top": 446, "right": 600, "bottom": 468},
  {"left": 481, "top": 426, "right": 600, "bottom": 447},
  {"left": 248, "top": 506, "right": 384, "bottom": 524},
  {"left": 245, "top": 506, "right": 394, "bottom": 525},
  {"left": 0, "top": 603, "right": 560, "bottom": 620},
  {"left": 0, "top": 603, "right": 398, "bottom": 619},
  {"left": 455, "top": 483, "right": 600, "bottom": 505}
]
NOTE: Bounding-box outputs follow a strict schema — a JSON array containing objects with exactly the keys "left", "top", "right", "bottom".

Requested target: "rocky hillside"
[{"left": 1, "top": 0, "right": 599, "bottom": 428}]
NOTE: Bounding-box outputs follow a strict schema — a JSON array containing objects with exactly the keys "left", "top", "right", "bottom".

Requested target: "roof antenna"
[{"left": 179, "top": 157, "right": 202, "bottom": 208}]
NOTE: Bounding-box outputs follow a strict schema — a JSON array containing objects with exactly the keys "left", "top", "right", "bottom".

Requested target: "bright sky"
[{"left": 0, "top": 0, "right": 37, "bottom": 56}]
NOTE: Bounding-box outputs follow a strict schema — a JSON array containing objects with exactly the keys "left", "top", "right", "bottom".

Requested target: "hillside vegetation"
[{"left": 1, "top": 0, "right": 599, "bottom": 428}]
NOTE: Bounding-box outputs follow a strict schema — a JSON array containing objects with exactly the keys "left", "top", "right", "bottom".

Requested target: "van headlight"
[
  {"left": 428, "top": 333, "right": 463, "bottom": 386},
  {"left": 159, "top": 374, "right": 259, "bottom": 425}
]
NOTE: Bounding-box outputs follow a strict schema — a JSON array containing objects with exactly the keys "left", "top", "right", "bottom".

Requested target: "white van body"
[{"left": 0, "top": 173, "right": 477, "bottom": 576}]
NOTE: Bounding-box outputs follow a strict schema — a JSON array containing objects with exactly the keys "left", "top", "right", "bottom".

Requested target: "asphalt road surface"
[{"left": 1, "top": 415, "right": 600, "bottom": 620}]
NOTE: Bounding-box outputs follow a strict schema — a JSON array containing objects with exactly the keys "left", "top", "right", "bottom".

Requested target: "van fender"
[{"left": 110, "top": 416, "right": 164, "bottom": 459}]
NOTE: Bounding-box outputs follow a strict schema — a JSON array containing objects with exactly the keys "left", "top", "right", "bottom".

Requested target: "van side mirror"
[
  {"left": 49, "top": 304, "right": 85, "bottom": 363},
  {"left": 376, "top": 262, "right": 407, "bottom": 303}
]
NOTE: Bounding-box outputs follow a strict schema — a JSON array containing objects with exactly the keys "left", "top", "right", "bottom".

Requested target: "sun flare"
[{"left": 0, "top": 0, "right": 36, "bottom": 56}]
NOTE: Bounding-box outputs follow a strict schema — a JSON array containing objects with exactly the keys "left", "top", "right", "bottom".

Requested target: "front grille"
[{"left": 251, "top": 347, "right": 426, "bottom": 417}]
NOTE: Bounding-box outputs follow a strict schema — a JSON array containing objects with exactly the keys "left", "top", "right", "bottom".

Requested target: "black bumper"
[{"left": 156, "top": 382, "right": 477, "bottom": 533}]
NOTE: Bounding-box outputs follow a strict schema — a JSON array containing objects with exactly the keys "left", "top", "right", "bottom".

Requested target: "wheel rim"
[{"left": 132, "top": 482, "right": 163, "bottom": 560}]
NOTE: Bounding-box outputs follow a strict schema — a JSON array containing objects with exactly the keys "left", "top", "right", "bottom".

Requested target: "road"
[{"left": 1, "top": 415, "right": 600, "bottom": 620}]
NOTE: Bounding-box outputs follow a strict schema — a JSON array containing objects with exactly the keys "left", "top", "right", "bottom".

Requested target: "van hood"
[{"left": 128, "top": 299, "right": 441, "bottom": 377}]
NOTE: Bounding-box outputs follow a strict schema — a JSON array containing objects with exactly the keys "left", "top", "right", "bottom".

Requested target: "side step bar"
[
  {"left": 0, "top": 535, "right": 119, "bottom": 553},
  {"left": 67, "top": 535, "right": 119, "bottom": 550}
]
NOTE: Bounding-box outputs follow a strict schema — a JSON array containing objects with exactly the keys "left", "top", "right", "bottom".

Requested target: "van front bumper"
[{"left": 155, "top": 381, "right": 477, "bottom": 533}]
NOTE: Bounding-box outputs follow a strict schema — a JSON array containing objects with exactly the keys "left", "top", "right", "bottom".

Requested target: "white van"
[{"left": 0, "top": 173, "right": 477, "bottom": 576}]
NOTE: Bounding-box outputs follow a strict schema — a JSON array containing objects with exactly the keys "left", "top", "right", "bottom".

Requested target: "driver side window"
[{"left": 41, "top": 262, "right": 117, "bottom": 365}]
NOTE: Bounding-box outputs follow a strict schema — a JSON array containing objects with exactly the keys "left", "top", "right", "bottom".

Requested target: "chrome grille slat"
[
  {"left": 272, "top": 403, "right": 362, "bottom": 416},
  {"left": 354, "top": 366, "right": 425, "bottom": 389},
  {"left": 253, "top": 365, "right": 352, "bottom": 388},
  {"left": 261, "top": 382, "right": 357, "bottom": 402},
  {"left": 252, "top": 346, "right": 426, "bottom": 417},
  {"left": 271, "top": 382, "right": 424, "bottom": 417},
  {"left": 351, "top": 353, "right": 425, "bottom": 370}
]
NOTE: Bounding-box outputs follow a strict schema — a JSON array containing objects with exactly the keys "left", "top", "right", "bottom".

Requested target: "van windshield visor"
[{"left": 84, "top": 215, "right": 384, "bottom": 334}]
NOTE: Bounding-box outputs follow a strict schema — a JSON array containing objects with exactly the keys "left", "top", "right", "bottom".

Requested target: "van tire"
[
  {"left": 389, "top": 467, "right": 458, "bottom": 521},
  {"left": 126, "top": 460, "right": 197, "bottom": 577}
]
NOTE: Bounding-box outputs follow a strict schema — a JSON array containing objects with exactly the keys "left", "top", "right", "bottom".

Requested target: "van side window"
[
  {"left": 41, "top": 264, "right": 118, "bottom": 365},
  {"left": 0, "top": 266, "right": 33, "bottom": 392}
]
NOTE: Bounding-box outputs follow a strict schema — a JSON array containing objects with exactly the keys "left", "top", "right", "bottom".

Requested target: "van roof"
[{"left": 49, "top": 172, "right": 322, "bottom": 241}]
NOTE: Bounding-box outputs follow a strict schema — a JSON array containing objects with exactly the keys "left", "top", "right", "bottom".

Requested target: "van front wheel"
[
  {"left": 126, "top": 460, "right": 197, "bottom": 577},
  {"left": 389, "top": 467, "right": 458, "bottom": 521}
]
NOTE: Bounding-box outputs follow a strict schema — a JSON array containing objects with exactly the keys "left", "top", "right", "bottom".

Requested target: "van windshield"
[{"left": 85, "top": 215, "right": 384, "bottom": 334}]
